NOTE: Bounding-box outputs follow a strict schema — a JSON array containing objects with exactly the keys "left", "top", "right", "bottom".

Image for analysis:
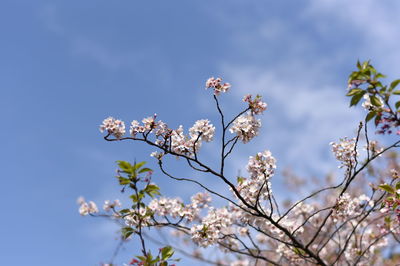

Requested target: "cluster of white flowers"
[
  {"left": 124, "top": 206, "right": 150, "bottom": 227},
  {"left": 365, "top": 140, "right": 384, "bottom": 155},
  {"left": 190, "top": 192, "right": 211, "bottom": 209},
  {"left": 130, "top": 115, "right": 169, "bottom": 137},
  {"left": 191, "top": 207, "right": 234, "bottom": 247},
  {"left": 99, "top": 117, "right": 126, "bottom": 139},
  {"left": 77, "top": 197, "right": 99, "bottom": 216},
  {"left": 103, "top": 199, "right": 121, "bottom": 212},
  {"left": 205, "top": 77, "right": 231, "bottom": 96},
  {"left": 169, "top": 120, "right": 215, "bottom": 156},
  {"left": 148, "top": 197, "right": 185, "bottom": 218},
  {"left": 148, "top": 192, "right": 212, "bottom": 222},
  {"left": 330, "top": 137, "right": 358, "bottom": 168},
  {"left": 189, "top": 119, "right": 215, "bottom": 142},
  {"left": 235, "top": 151, "right": 276, "bottom": 205},
  {"left": 343, "top": 225, "right": 388, "bottom": 265},
  {"left": 243, "top": 94, "right": 267, "bottom": 115},
  {"left": 170, "top": 125, "right": 200, "bottom": 156},
  {"left": 332, "top": 193, "right": 373, "bottom": 222},
  {"left": 247, "top": 150, "right": 276, "bottom": 179},
  {"left": 229, "top": 113, "right": 261, "bottom": 143}
]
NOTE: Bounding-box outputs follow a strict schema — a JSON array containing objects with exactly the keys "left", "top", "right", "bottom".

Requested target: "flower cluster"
[
  {"left": 148, "top": 197, "right": 185, "bottom": 218},
  {"left": 243, "top": 94, "right": 267, "bottom": 115},
  {"left": 77, "top": 197, "right": 99, "bottom": 216},
  {"left": 332, "top": 193, "right": 372, "bottom": 222},
  {"left": 247, "top": 150, "right": 276, "bottom": 179},
  {"left": 124, "top": 206, "right": 151, "bottom": 227},
  {"left": 234, "top": 150, "right": 277, "bottom": 205},
  {"left": 205, "top": 77, "right": 231, "bottom": 96},
  {"left": 130, "top": 114, "right": 169, "bottom": 137},
  {"left": 229, "top": 113, "right": 261, "bottom": 143},
  {"left": 103, "top": 199, "right": 121, "bottom": 212},
  {"left": 148, "top": 192, "right": 211, "bottom": 222},
  {"left": 191, "top": 207, "right": 234, "bottom": 247},
  {"left": 170, "top": 125, "right": 201, "bottom": 156},
  {"left": 330, "top": 137, "right": 358, "bottom": 168},
  {"left": 189, "top": 119, "right": 215, "bottom": 142},
  {"left": 99, "top": 117, "right": 126, "bottom": 139}
]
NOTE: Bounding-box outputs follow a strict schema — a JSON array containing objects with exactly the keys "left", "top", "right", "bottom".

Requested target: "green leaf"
[
  {"left": 133, "top": 161, "right": 146, "bottom": 171},
  {"left": 393, "top": 90, "right": 400, "bottom": 95},
  {"left": 139, "top": 167, "right": 153, "bottom": 174},
  {"left": 396, "top": 101, "right": 400, "bottom": 110},
  {"left": 121, "top": 227, "right": 134, "bottom": 239},
  {"left": 365, "top": 111, "right": 376, "bottom": 122},
  {"left": 130, "top": 194, "right": 139, "bottom": 203},
  {"left": 370, "top": 95, "right": 383, "bottom": 107},
  {"left": 378, "top": 184, "right": 395, "bottom": 194},
  {"left": 362, "top": 60, "right": 370, "bottom": 70},
  {"left": 117, "top": 161, "right": 133, "bottom": 173},
  {"left": 356, "top": 60, "right": 361, "bottom": 69},
  {"left": 119, "top": 208, "right": 130, "bottom": 214},
  {"left": 136, "top": 256, "right": 147, "bottom": 261},
  {"left": 396, "top": 182, "right": 400, "bottom": 191},
  {"left": 118, "top": 176, "right": 130, "bottom": 185},
  {"left": 350, "top": 91, "right": 366, "bottom": 107},
  {"left": 144, "top": 184, "right": 161, "bottom": 198},
  {"left": 390, "top": 79, "right": 400, "bottom": 92},
  {"left": 346, "top": 88, "right": 364, "bottom": 96},
  {"left": 375, "top": 73, "right": 386, "bottom": 79},
  {"left": 161, "top": 246, "right": 174, "bottom": 260}
]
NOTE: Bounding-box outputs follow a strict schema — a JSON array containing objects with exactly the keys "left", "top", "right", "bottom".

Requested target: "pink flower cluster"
[
  {"left": 330, "top": 137, "right": 358, "bottom": 168},
  {"left": 205, "top": 77, "right": 231, "bottom": 96},
  {"left": 229, "top": 113, "right": 261, "bottom": 143},
  {"left": 100, "top": 117, "right": 126, "bottom": 139},
  {"left": 77, "top": 197, "right": 99, "bottom": 216},
  {"left": 243, "top": 94, "right": 267, "bottom": 115}
]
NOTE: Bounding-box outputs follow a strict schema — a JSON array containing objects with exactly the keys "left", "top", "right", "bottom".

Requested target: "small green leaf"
[
  {"left": 378, "top": 184, "right": 395, "bottom": 194},
  {"left": 139, "top": 167, "right": 153, "bottom": 174},
  {"left": 133, "top": 161, "right": 146, "bottom": 171},
  {"left": 396, "top": 182, "right": 400, "bottom": 191},
  {"left": 347, "top": 88, "right": 364, "bottom": 96},
  {"left": 117, "top": 161, "right": 133, "bottom": 173},
  {"left": 396, "top": 101, "right": 400, "bottom": 110},
  {"left": 121, "top": 227, "right": 134, "bottom": 239},
  {"left": 161, "top": 246, "right": 174, "bottom": 260},
  {"left": 393, "top": 90, "right": 400, "bottom": 95},
  {"left": 370, "top": 95, "right": 383, "bottom": 107},
  {"left": 144, "top": 184, "right": 161, "bottom": 198},
  {"left": 390, "top": 79, "right": 400, "bottom": 92},
  {"left": 350, "top": 91, "right": 366, "bottom": 107},
  {"left": 118, "top": 176, "right": 130, "bottom": 185},
  {"left": 365, "top": 111, "right": 376, "bottom": 122}
]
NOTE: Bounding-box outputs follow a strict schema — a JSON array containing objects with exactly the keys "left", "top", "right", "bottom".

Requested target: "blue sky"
[{"left": 2, "top": 1, "right": 400, "bottom": 265}]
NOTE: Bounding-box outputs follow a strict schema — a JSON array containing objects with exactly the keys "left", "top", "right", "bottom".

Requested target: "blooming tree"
[{"left": 79, "top": 62, "right": 400, "bottom": 265}]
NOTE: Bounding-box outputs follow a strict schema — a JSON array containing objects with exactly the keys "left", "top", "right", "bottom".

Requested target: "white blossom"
[
  {"left": 100, "top": 117, "right": 126, "bottom": 139},
  {"left": 229, "top": 113, "right": 261, "bottom": 143},
  {"left": 78, "top": 200, "right": 98, "bottom": 216},
  {"left": 189, "top": 119, "right": 215, "bottom": 142},
  {"left": 205, "top": 77, "right": 231, "bottom": 96},
  {"left": 330, "top": 137, "right": 357, "bottom": 168},
  {"left": 103, "top": 199, "right": 121, "bottom": 212}
]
